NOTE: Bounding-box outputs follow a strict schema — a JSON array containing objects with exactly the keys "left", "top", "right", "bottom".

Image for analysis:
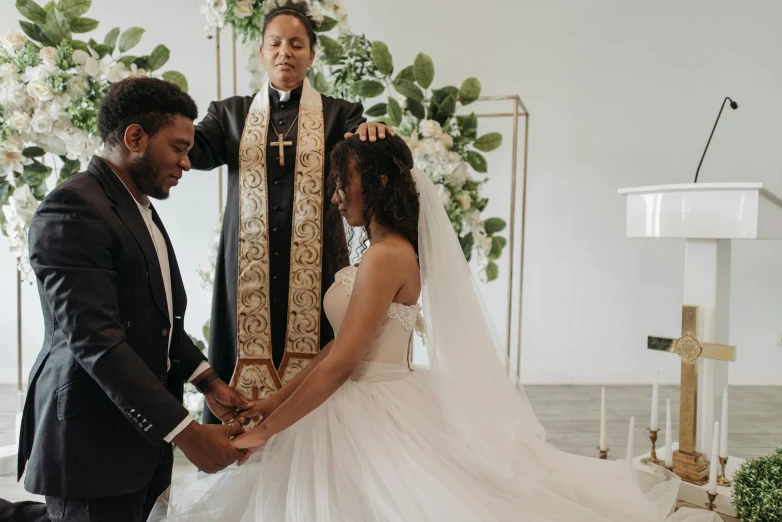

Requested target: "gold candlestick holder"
[
  {"left": 597, "top": 447, "right": 610, "bottom": 460},
  {"left": 705, "top": 491, "right": 717, "bottom": 511},
  {"left": 716, "top": 456, "right": 731, "bottom": 486},
  {"left": 640, "top": 428, "right": 661, "bottom": 465}
]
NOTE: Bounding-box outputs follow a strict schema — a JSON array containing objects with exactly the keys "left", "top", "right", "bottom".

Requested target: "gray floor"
[{"left": 1, "top": 384, "right": 779, "bottom": 506}]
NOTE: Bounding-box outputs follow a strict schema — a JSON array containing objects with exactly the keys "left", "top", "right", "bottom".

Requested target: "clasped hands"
[{"left": 174, "top": 371, "right": 277, "bottom": 473}]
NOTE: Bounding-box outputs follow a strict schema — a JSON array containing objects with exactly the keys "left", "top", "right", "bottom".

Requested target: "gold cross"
[
  {"left": 270, "top": 133, "right": 293, "bottom": 166},
  {"left": 648, "top": 305, "right": 736, "bottom": 484}
]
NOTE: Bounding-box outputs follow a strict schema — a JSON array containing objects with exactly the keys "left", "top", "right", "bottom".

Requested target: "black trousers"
[{"left": 0, "top": 444, "right": 173, "bottom": 522}]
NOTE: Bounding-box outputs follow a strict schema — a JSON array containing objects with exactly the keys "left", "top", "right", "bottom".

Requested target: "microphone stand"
[{"left": 694, "top": 96, "right": 738, "bottom": 183}]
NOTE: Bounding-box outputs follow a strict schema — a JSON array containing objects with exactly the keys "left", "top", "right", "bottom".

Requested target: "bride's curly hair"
[{"left": 328, "top": 134, "right": 420, "bottom": 260}]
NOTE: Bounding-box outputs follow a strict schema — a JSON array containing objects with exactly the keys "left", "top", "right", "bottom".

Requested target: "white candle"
[
  {"left": 665, "top": 398, "right": 673, "bottom": 467},
  {"left": 650, "top": 372, "right": 659, "bottom": 431},
  {"left": 708, "top": 421, "right": 720, "bottom": 495},
  {"left": 626, "top": 416, "right": 635, "bottom": 464},
  {"left": 600, "top": 387, "right": 607, "bottom": 451},
  {"left": 701, "top": 360, "right": 714, "bottom": 455},
  {"left": 719, "top": 390, "right": 728, "bottom": 458}
]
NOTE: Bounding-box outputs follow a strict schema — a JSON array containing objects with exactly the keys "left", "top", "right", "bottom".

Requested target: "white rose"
[
  {"left": 446, "top": 151, "right": 461, "bottom": 163},
  {"left": 233, "top": 0, "right": 254, "bottom": 18},
  {"left": 0, "top": 63, "right": 16, "bottom": 81},
  {"left": 71, "top": 50, "right": 90, "bottom": 66},
  {"left": 439, "top": 133, "right": 454, "bottom": 149},
  {"left": 1, "top": 31, "right": 26, "bottom": 52},
  {"left": 464, "top": 208, "right": 482, "bottom": 233},
  {"left": 449, "top": 163, "right": 469, "bottom": 187},
  {"left": 67, "top": 75, "right": 89, "bottom": 96},
  {"left": 31, "top": 111, "right": 54, "bottom": 134},
  {"left": 420, "top": 120, "right": 443, "bottom": 138},
  {"left": 39, "top": 46, "right": 58, "bottom": 64},
  {"left": 456, "top": 192, "right": 472, "bottom": 210},
  {"left": 27, "top": 81, "right": 54, "bottom": 102},
  {"left": 83, "top": 57, "right": 105, "bottom": 78},
  {"left": 107, "top": 62, "right": 129, "bottom": 83},
  {"left": 8, "top": 111, "right": 31, "bottom": 133},
  {"left": 310, "top": 10, "right": 324, "bottom": 24}
]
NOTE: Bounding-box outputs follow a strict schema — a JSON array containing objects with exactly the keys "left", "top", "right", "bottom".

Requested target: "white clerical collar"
[{"left": 273, "top": 86, "right": 291, "bottom": 102}]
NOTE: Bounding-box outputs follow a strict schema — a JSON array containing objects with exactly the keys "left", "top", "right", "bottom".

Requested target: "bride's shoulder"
[{"left": 359, "top": 240, "right": 418, "bottom": 279}]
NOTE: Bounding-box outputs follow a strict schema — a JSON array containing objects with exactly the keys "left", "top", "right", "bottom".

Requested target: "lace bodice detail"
[
  {"left": 324, "top": 265, "right": 420, "bottom": 371},
  {"left": 338, "top": 265, "right": 421, "bottom": 332}
]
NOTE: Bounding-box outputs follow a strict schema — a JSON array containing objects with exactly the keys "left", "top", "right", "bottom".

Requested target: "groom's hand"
[
  {"left": 173, "top": 422, "right": 246, "bottom": 474},
  {"left": 198, "top": 373, "right": 254, "bottom": 422}
]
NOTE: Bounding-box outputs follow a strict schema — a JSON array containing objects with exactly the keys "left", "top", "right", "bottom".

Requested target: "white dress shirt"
[{"left": 115, "top": 173, "right": 210, "bottom": 441}]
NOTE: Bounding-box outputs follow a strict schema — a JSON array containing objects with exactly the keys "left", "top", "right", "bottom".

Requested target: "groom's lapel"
[{"left": 89, "top": 157, "right": 170, "bottom": 323}]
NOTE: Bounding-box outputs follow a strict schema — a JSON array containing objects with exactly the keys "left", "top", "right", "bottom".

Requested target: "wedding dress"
[{"left": 148, "top": 169, "right": 720, "bottom": 522}]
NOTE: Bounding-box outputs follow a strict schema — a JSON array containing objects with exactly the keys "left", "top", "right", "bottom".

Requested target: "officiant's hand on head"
[
  {"left": 173, "top": 422, "right": 246, "bottom": 474},
  {"left": 345, "top": 122, "right": 395, "bottom": 142}
]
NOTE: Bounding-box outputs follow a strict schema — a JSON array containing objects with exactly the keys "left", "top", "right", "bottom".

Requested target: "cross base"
[{"left": 673, "top": 450, "right": 709, "bottom": 485}]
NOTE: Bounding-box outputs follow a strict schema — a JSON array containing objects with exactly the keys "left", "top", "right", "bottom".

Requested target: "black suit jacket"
[{"left": 17, "top": 156, "right": 207, "bottom": 498}]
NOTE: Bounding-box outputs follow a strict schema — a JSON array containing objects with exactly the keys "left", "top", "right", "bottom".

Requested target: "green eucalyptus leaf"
[
  {"left": 370, "top": 40, "right": 393, "bottom": 76},
  {"left": 392, "top": 78, "right": 423, "bottom": 102},
  {"left": 16, "top": 0, "right": 48, "bottom": 25},
  {"left": 474, "top": 132, "right": 503, "bottom": 152},
  {"left": 386, "top": 97, "right": 403, "bottom": 127},
  {"left": 459, "top": 77, "right": 481, "bottom": 105},
  {"left": 413, "top": 52, "right": 434, "bottom": 89},
  {"left": 365, "top": 103, "right": 387, "bottom": 117},
  {"left": 147, "top": 45, "right": 170, "bottom": 71},
  {"left": 118, "top": 27, "right": 144, "bottom": 53},
  {"left": 162, "top": 71, "right": 188, "bottom": 92}
]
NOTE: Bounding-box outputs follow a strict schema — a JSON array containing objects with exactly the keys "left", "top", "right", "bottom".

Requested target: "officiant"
[{"left": 190, "top": 1, "right": 391, "bottom": 424}]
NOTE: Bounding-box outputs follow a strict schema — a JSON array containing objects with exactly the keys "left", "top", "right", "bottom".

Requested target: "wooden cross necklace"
[{"left": 270, "top": 114, "right": 299, "bottom": 166}]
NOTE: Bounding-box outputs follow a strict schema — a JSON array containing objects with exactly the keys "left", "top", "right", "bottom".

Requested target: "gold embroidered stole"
[{"left": 232, "top": 78, "right": 325, "bottom": 402}]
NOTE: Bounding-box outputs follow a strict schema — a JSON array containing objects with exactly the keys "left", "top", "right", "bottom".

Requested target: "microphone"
[{"left": 694, "top": 96, "right": 738, "bottom": 183}]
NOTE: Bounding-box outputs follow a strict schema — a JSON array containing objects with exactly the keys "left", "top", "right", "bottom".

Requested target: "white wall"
[{"left": 1, "top": 0, "right": 781, "bottom": 386}]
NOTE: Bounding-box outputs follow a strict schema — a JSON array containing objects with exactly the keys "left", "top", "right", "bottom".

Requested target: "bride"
[{"left": 150, "top": 135, "right": 720, "bottom": 521}]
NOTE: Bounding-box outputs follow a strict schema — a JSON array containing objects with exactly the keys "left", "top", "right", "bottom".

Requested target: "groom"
[{"left": 9, "top": 78, "right": 252, "bottom": 522}]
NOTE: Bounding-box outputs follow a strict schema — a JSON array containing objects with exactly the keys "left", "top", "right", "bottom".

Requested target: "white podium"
[{"left": 619, "top": 182, "right": 782, "bottom": 518}]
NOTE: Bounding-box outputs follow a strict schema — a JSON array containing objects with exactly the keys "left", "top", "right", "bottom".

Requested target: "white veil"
[{"left": 412, "top": 168, "right": 545, "bottom": 476}]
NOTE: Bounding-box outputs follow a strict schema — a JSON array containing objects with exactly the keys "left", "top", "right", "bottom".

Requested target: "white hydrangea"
[{"left": 200, "top": 0, "right": 227, "bottom": 31}]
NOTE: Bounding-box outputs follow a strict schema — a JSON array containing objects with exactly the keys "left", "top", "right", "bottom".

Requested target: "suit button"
[
  {"left": 274, "top": 180, "right": 280, "bottom": 186},
  {"left": 280, "top": 103, "right": 286, "bottom": 109},
  {"left": 273, "top": 251, "right": 279, "bottom": 257},
  {"left": 127, "top": 321, "right": 133, "bottom": 328},
  {"left": 272, "top": 275, "right": 278, "bottom": 280},
  {"left": 161, "top": 328, "right": 169, "bottom": 337},
  {"left": 279, "top": 120, "right": 285, "bottom": 126},
  {"left": 273, "top": 205, "right": 281, "bottom": 211},
  {"left": 272, "top": 227, "right": 278, "bottom": 233}
]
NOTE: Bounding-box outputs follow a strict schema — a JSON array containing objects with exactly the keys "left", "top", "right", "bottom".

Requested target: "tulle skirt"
[{"left": 148, "top": 364, "right": 719, "bottom": 522}]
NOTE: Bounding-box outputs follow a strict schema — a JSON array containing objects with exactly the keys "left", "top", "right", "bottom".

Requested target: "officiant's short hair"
[{"left": 97, "top": 77, "right": 198, "bottom": 148}]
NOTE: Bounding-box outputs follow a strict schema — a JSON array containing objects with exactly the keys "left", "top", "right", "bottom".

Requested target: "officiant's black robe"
[{"left": 190, "top": 87, "right": 364, "bottom": 424}]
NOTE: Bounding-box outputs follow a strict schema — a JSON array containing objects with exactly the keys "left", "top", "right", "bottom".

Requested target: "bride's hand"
[
  {"left": 232, "top": 425, "right": 272, "bottom": 466},
  {"left": 235, "top": 396, "right": 279, "bottom": 426}
]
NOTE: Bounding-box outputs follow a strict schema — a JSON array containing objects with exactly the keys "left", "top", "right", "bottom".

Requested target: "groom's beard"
[{"left": 128, "top": 151, "right": 167, "bottom": 200}]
